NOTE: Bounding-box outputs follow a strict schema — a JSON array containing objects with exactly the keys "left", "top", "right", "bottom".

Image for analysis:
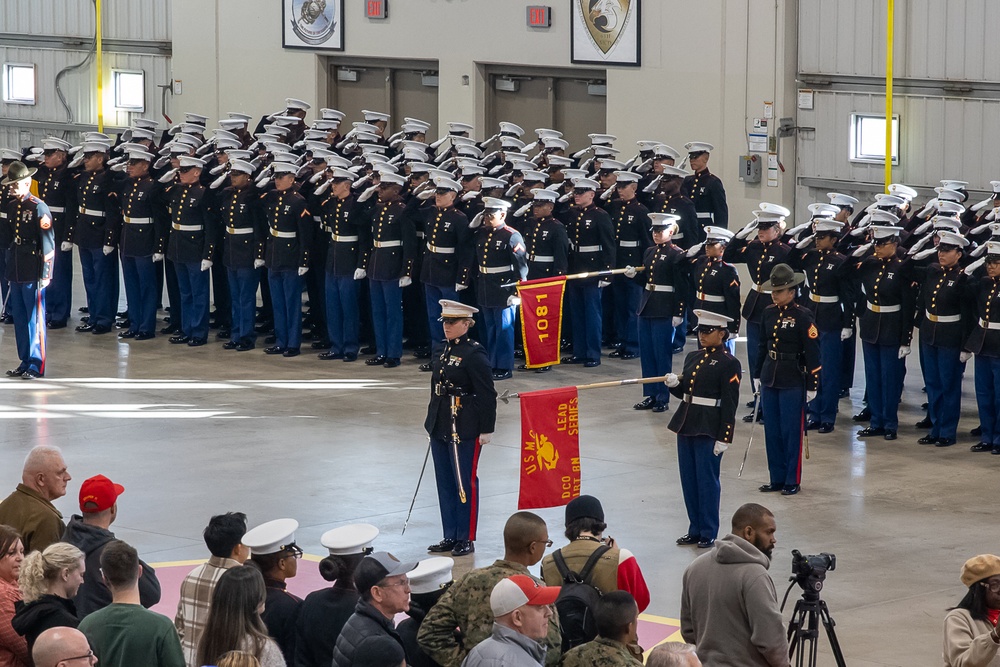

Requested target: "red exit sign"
[
  {"left": 366, "top": 0, "right": 387, "bottom": 19},
  {"left": 527, "top": 5, "right": 551, "bottom": 28}
]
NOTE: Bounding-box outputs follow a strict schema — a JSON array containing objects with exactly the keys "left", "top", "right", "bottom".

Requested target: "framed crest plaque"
[
  {"left": 283, "top": 0, "right": 345, "bottom": 51},
  {"left": 571, "top": 0, "right": 641, "bottom": 66}
]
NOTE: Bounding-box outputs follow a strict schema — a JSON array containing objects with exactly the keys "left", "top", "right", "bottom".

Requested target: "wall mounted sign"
[
  {"left": 527, "top": 6, "right": 552, "bottom": 28},
  {"left": 571, "top": 0, "right": 641, "bottom": 66},
  {"left": 366, "top": 0, "right": 388, "bottom": 19},
  {"left": 283, "top": 0, "right": 345, "bottom": 51}
]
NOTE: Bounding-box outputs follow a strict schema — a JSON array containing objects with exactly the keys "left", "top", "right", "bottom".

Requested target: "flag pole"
[
  {"left": 502, "top": 266, "right": 645, "bottom": 288},
  {"left": 498, "top": 374, "right": 674, "bottom": 404}
]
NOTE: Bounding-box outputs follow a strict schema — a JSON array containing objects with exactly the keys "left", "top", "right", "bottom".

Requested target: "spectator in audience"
[
  {"left": 294, "top": 523, "right": 377, "bottom": 667},
  {"left": 680, "top": 503, "right": 788, "bottom": 667},
  {"left": 175, "top": 511, "right": 249, "bottom": 667},
  {"left": 331, "top": 551, "right": 417, "bottom": 667},
  {"left": 196, "top": 565, "right": 285, "bottom": 667},
  {"left": 943, "top": 554, "right": 1000, "bottom": 667},
  {"left": 419, "top": 511, "right": 562, "bottom": 666},
  {"left": 0, "top": 446, "right": 71, "bottom": 554},
  {"left": 11, "top": 542, "right": 84, "bottom": 654},
  {"left": 646, "top": 642, "right": 702, "bottom": 667},
  {"left": 397, "top": 556, "right": 454, "bottom": 667},
  {"left": 216, "top": 650, "right": 262, "bottom": 667},
  {"left": 243, "top": 519, "right": 302, "bottom": 666},
  {"left": 560, "top": 590, "right": 643, "bottom": 666},
  {"left": 540, "top": 495, "right": 650, "bottom": 612},
  {"left": 61, "top": 474, "right": 161, "bottom": 618},
  {"left": 0, "top": 526, "right": 29, "bottom": 667},
  {"left": 462, "top": 575, "right": 559, "bottom": 667},
  {"left": 31, "top": 627, "right": 95, "bottom": 667},
  {"left": 354, "top": 635, "right": 407, "bottom": 667},
  {"left": 77, "top": 540, "right": 185, "bottom": 667}
]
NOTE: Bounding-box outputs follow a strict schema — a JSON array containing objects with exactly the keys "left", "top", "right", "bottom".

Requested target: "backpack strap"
[
  {"left": 577, "top": 544, "right": 612, "bottom": 584},
  {"left": 552, "top": 549, "right": 581, "bottom": 584}
]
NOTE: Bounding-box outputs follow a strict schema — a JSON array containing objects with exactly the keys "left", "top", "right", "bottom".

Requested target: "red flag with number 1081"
[{"left": 516, "top": 276, "right": 567, "bottom": 368}]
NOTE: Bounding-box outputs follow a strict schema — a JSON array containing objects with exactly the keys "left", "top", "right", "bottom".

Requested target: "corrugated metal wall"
[{"left": 0, "top": 0, "right": 171, "bottom": 148}]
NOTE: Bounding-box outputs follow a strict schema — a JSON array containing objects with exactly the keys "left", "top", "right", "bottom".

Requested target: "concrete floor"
[{"left": 0, "top": 301, "right": 990, "bottom": 667}]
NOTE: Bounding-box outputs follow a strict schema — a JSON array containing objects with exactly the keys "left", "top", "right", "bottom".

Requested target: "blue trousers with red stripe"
[
  {"left": 430, "top": 435, "right": 481, "bottom": 542},
  {"left": 761, "top": 386, "right": 804, "bottom": 488},
  {"left": 10, "top": 281, "right": 46, "bottom": 375}
]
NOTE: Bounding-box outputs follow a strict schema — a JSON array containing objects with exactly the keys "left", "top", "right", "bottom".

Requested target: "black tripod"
[{"left": 783, "top": 581, "right": 847, "bottom": 667}]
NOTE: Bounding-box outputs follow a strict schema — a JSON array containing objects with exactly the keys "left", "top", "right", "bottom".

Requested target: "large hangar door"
[{"left": 328, "top": 58, "right": 439, "bottom": 127}]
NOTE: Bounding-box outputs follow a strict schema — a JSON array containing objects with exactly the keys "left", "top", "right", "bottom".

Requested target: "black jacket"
[
  {"left": 653, "top": 193, "right": 702, "bottom": 249},
  {"left": 754, "top": 303, "right": 822, "bottom": 389},
  {"left": 293, "top": 586, "right": 358, "bottom": 667},
  {"left": 685, "top": 255, "right": 741, "bottom": 333},
  {"left": 966, "top": 274, "right": 1000, "bottom": 357},
  {"left": 2, "top": 194, "right": 55, "bottom": 283},
  {"left": 637, "top": 243, "right": 687, "bottom": 318},
  {"left": 917, "top": 263, "right": 973, "bottom": 349},
  {"left": 331, "top": 599, "right": 405, "bottom": 667},
  {"left": 788, "top": 246, "right": 856, "bottom": 332},
  {"left": 11, "top": 594, "right": 79, "bottom": 654},
  {"left": 419, "top": 205, "right": 474, "bottom": 287},
  {"left": 111, "top": 175, "right": 168, "bottom": 258},
  {"left": 603, "top": 198, "right": 652, "bottom": 268},
  {"left": 562, "top": 204, "right": 615, "bottom": 275},
  {"left": 425, "top": 334, "right": 497, "bottom": 440},
  {"left": 473, "top": 224, "right": 528, "bottom": 308},
  {"left": 397, "top": 590, "right": 448, "bottom": 667},
  {"left": 668, "top": 346, "right": 742, "bottom": 443},
  {"left": 323, "top": 194, "right": 370, "bottom": 277},
  {"left": 164, "top": 182, "right": 217, "bottom": 264},
  {"left": 522, "top": 216, "right": 570, "bottom": 280},
  {"left": 724, "top": 238, "right": 791, "bottom": 323},
  {"left": 216, "top": 185, "right": 264, "bottom": 270},
  {"left": 61, "top": 515, "right": 162, "bottom": 619},
  {"left": 261, "top": 577, "right": 302, "bottom": 667},
  {"left": 853, "top": 254, "right": 917, "bottom": 346},
  {"left": 682, "top": 169, "right": 729, "bottom": 229}
]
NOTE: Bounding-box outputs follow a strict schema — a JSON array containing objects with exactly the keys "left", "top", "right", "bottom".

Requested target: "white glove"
[
  {"left": 686, "top": 243, "right": 704, "bottom": 258},
  {"left": 417, "top": 188, "right": 436, "bottom": 201},
  {"left": 480, "top": 433, "right": 493, "bottom": 446},
  {"left": 623, "top": 265, "right": 637, "bottom": 278},
  {"left": 110, "top": 162, "right": 127, "bottom": 173},
  {"left": 60, "top": 242, "right": 73, "bottom": 252},
  {"left": 786, "top": 222, "right": 812, "bottom": 237},
  {"left": 851, "top": 242, "right": 873, "bottom": 257},
  {"left": 470, "top": 211, "right": 484, "bottom": 228},
  {"left": 461, "top": 191, "right": 480, "bottom": 202},
  {"left": 960, "top": 351, "right": 972, "bottom": 363},
  {"left": 358, "top": 185, "right": 378, "bottom": 203},
  {"left": 309, "top": 170, "right": 327, "bottom": 184},
  {"left": 505, "top": 184, "right": 521, "bottom": 198},
  {"left": 558, "top": 192, "right": 573, "bottom": 203},
  {"left": 513, "top": 203, "right": 532, "bottom": 218},
  {"left": 209, "top": 173, "right": 228, "bottom": 189},
  {"left": 598, "top": 280, "right": 611, "bottom": 288},
  {"left": 971, "top": 197, "right": 994, "bottom": 212},
  {"left": 152, "top": 253, "right": 164, "bottom": 262},
  {"left": 399, "top": 276, "right": 413, "bottom": 288},
  {"left": 298, "top": 266, "right": 308, "bottom": 276},
  {"left": 254, "top": 259, "right": 266, "bottom": 269},
  {"left": 314, "top": 179, "right": 332, "bottom": 196},
  {"left": 158, "top": 168, "right": 178, "bottom": 184},
  {"left": 965, "top": 257, "right": 986, "bottom": 275},
  {"left": 735, "top": 221, "right": 758, "bottom": 240},
  {"left": 840, "top": 327, "right": 852, "bottom": 341},
  {"left": 672, "top": 316, "right": 684, "bottom": 327},
  {"left": 200, "top": 259, "right": 213, "bottom": 272},
  {"left": 600, "top": 185, "right": 616, "bottom": 201},
  {"left": 102, "top": 245, "right": 114, "bottom": 256},
  {"left": 353, "top": 268, "right": 367, "bottom": 280},
  {"left": 255, "top": 177, "right": 272, "bottom": 190},
  {"left": 665, "top": 373, "right": 680, "bottom": 388},
  {"left": 351, "top": 174, "right": 371, "bottom": 190},
  {"left": 713, "top": 441, "right": 729, "bottom": 456},
  {"left": 907, "top": 234, "right": 934, "bottom": 254},
  {"left": 910, "top": 220, "right": 933, "bottom": 236},
  {"left": 913, "top": 247, "right": 937, "bottom": 260},
  {"left": 642, "top": 175, "right": 662, "bottom": 193},
  {"left": 455, "top": 283, "right": 467, "bottom": 292},
  {"left": 39, "top": 278, "right": 50, "bottom": 289},
  {"left": 636, "top": 158, "right": 653, "bottom": 174},
  {"left": 795, "top": 234, "right": 815, "bottom": 249},
  {"left": 506, "top": 295, "right": 521, "bottom": 307},
  {"left": 806, "top": 391, "right": 817, "bottom": 402},
  {"left": 898, "top": 345, "right": 911, "bottom": 359}
]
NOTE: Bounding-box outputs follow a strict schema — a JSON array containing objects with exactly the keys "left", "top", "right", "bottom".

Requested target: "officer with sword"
[{"left": 424, "top": 299, "right": 497, "bottom": 557}]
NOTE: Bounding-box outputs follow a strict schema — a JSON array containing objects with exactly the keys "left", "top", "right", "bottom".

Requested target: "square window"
[
  {"left": 113, "top": 70, "right": 145, "bottom": 112},
  {"left": 3, "top": 64, "right": 36, "bottom": 105},
  {"left": 850, "top": 113, "right": 899, "bottom": 165}
]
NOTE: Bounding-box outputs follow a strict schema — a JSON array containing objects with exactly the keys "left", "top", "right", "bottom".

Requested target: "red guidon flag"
[
  {"left": 518, "top": 386, "right": 581, "bottom": 510},
  {"left": 517, "top": 276, "right": 567, "bottom": 368}
]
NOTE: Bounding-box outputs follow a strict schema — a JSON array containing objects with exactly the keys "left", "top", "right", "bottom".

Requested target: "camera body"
[{"left": 791, "top": 549, "right": 836, "bottom": 597}]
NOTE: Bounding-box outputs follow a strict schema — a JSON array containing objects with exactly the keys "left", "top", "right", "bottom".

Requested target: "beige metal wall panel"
[{"left": 1, "top": 0, "right": 171, "bottom": 41}]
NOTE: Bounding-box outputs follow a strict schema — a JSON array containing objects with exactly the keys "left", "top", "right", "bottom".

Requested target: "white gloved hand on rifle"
[
  {"left": 623, "top": 265, "right": 637, "bottom": 279},
  {"left": 665, "top": 373, "right": 680, "bottom": 388}
]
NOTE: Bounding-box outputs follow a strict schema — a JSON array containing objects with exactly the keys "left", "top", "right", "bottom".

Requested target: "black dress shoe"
[
  {"left": 918, "top": 435, "right": 939, "bottom": 445},
  {"left": 46, "top": 321, "right": 67, "bottom": 329},
  {"left": 884, "top": 431, "right": 897, "bottom": 441},
  {"left": 187, "top": 337, "right": 208, "bottom": 347},
  {"left": 620, "top": 351, "right": 638, "bottom": 360},
  {"left": 216, "top": 329, "right": 231, "bottom": 339},
  {"left": 608, "top": 349, "right": 623, "bottom": 358},
  {"left": 169, "top": 335, "right": 190, "bottom": 344},
  {"left": 971, "top": 442, "right": 993, "bottom": 452},
  {"left": 583, "top": 360, "right": 601, "bottom": 368},
  {"left": 697, "top": 539, "right": 716, "bottom": 548},
  {"left": 746, "top": 399, "right": 757, "bottom": 408},
  {"left": 857, "top": 426, "right": 886, "bottom": 437},
  {"left": 222, "top": 341, "right": 239, "bottom": 350},
  {"left": 80, "top": 316, "right": 90, "bottom": 324},
  {"left": 118, "top": 330, "right": 136, "bottom": 339},
  {"left": 134, "top": 332, "right": 155, "bottom": 341},
  {"left": 360, "top": 345, "right": 376, "bottom": 355},
  {"left": 343, "top": 354, "right": 358, "bottom": 362},
  {"left": 852, "top": 407, "right": 871, "bottom": 422},
  {"left": 264, "top": 346, "right": 285, "bottom": 355},
  {"left": 971, "top": 425, "right": 983, "bottom": 437},
  {"left": 535, "top": 366, "right": 552, "bottom": 373},
  {"left": 235, "top": 341, "right": 255, "bottom": 352},
  {"left": 838, "top": 388, "right": 850, "bottom": 398},
  {"left": 818, "top": 423, "right": 834, "bottom": 434},
  {"left": 993, "top": 447, "right": 1000, "bottom": 456},
  {"left": 652, "top": 402, "right": 668, "bottom": 413},
  {"left": 412, "top": 347, "right": 431, "bottom": 359},
  {"left": 915, "top": 417, "right": 933, "bottom": 429},
  {"left": 742, "top": 412, "right": 763, "bottom": 423},
  {"left": 91, "top": 325, "right": 112, "bottom": 335},
  {"left": 805, "top": 420, "right": 820, "bottom": 431},
  {"left": 935, "top": 438, "right": 956, "bottom": 447},
  {"left": 781, "top": 484, "right": 801, "bottom": 496},
  {"left": 311, "top": 340, "right": 332, "bottom": 350},
  {"left": 418, "top": 363, "right": 432, "bottom": 372},
  {"left": 78, "top": 306, "right": 89, "bottom": 313},
  {"left": 451, "top": 540, "right": 475, "bottom": 557},
  {"left": 759, "top": 483, "right": 784, "bottom": 492},
  {"left": 675, "top": 534, "right": 699, "bottom": 545},
  {"left": 920, "top": 402, "right": 928, "bottom": 410},
  {"left": 634, "top": 397, "right": 656, "bottom": 410},
  {"left": 5, "top": 368, "right": 25, "bottom": 377},
  {"left": 283, "top": 348, "right": 301, "bottom": 357},
  {"left": 383, "top": 358, "right": 401, "bottom": 368},
  {"left": 75, "top": 323, "right": 95, "bottom": 332},
  {"left": 160, "top": 323, "right": 180, "bottom": 335},
  {"left": 427, "top": 539, "right": 457, "bottom": 553},
  {"left": 365, "top": 355, "right": 387, "bottom": 366},
  {"left": 21, "top": 369, "right": 42, "bottom": 380},
  {"left": 561, "top": 356, "right": 584, "bottom": 364},
  {"left": 318, "top": 351, "right": 343, "bottom": 360},
  {"left": 115, "top": 319, "right": 130, "bottom": 329},
  {"left": 264, "top": 335, "right": 277, "bottom": 344},
  {"left": 492, "top": 369, "right": 513, "bottom": 380}
]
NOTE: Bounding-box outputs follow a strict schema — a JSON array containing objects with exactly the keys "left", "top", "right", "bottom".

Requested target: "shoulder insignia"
[
  {"left": 808, "top": 323, "right": 818, "bottom": 339},
  {"left": 40, "top": 216, "right": 52, "bottom": 230},
  {"left": 729, "top": 373, "right": 740, "bottom": 384}
]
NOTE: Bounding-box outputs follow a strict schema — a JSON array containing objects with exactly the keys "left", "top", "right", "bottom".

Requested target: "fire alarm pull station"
[{"left": 739, "top": 155, "right": 761, "bottom": 183}]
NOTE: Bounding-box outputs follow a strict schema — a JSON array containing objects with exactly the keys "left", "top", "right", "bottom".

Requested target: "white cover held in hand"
[
  {"left": 506, "top": 295, "right": 521, "bottom": 307},
  {"left": 665, "top": 373, "right": 680, "bottom": 388},
  {"left": 623, "top": 265, "right": 637, "bottom": 278},
  {"left": 399, "top": 276, "right": 412, "bottom": 288},
  {"left": 200, "top": 259, "right": 213, "bottom": 271},
  {"left": 898, "top": 345, "right": 911, "bottom": 359},
  {"left": 60, "top": 242, "right": 74, "bottom": 252},
  {"left": 480, "top": 433, "right": 493, "bottom": 446},
  {"left": 353, "top": 268, "right": 367, "bottom": 280},
  {"left": 806, "top": 391, "right": 817, "bottom": 402},
  {"left": 102, "top": 245, "right": 114, "bottom": 256},
  {"left": 713, "top": 441, "right": 729, "bottom": 456},
  {"left": 960, "top": 351, "right": 972, "bottom": 363},
  {"left": 298, "top": 266, "right": 308, "bottom": 276},
  {"left": 254, "top": 259, "right": 266, "bottom": 269},
  {"left": 672, "top": 316, "right": 684, "bottom": 327},
  {"left": 152, "top": 253, "right": 164, "bottom": 262},
  {"left": 840, "top": 328, "right": 852, "bottom": 341}
]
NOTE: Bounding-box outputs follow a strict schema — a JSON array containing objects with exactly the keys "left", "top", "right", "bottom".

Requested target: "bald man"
[
  {"left": 647, "top": 642, "right": 702, "bottom": 667},
  {"left": 32, "top": 627, "right": 95, "bottom": 667},
  {"left": 0, "top": 445, "right": 71, "bottom": 552}
]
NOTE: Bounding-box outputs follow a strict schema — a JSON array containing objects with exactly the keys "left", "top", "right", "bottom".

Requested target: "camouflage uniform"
[
  {"left": 560, "top": 637, "right": 644, "bottom": 667},
  {"left": 417, "top": 559, "right": 562, "bottom": 666}
]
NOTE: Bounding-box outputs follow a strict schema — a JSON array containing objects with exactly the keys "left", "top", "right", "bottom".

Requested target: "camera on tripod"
[{"left": 791, "top": 549, "right": 836, "bottom": 595}]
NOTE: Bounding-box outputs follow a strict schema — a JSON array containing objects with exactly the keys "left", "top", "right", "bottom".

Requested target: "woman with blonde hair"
[
  {"left": 10, "top": 542, "right": 84, "bottom": 654},
  {"left": 197, "top": 566, "right": 285, "bottom": 667},
  {"left": 217, "top": 650, "right": 262, "bottom": 667}
]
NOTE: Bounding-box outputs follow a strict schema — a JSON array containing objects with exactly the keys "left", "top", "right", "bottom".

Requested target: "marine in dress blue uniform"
[
  {"left": 424, "top": 300, "right": 497, "bottom": 557},
  {"left": 215, "top": 159, "right": 262, "bottom": 351},
  {"left": 754, "top": 264, "right": 821, "bottom": 496},
  {"left": 683, "top": 225, "right": 740, "bottom": 355},
  {"left": 1, "top": 162, "right": 54, "bottom": 378},
  {"left": 34, "top": 139, "right": 74, "bottom": 329},
  {"left": 521, "top": 189, "right": 570, "bottom": 281},
  {"left": 681, "top": 142, "right": 728, "bottom": 229},
  {"left": 965, "top": 241, "right": 1000, "bottom": 455},
  {"left": 667, "top": 309, "right": 741, "bottom": 547},
  {"left": 604, "top": 171, "right": 652, "bottom": 359}
]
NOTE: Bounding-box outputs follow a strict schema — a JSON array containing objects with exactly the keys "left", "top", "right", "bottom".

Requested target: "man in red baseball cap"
[
  {"left": 463, "top": 575, "right": 559, "bottom": 666},
  {"left": 61, "top": 474, "right": 161, "bottom": 619}
]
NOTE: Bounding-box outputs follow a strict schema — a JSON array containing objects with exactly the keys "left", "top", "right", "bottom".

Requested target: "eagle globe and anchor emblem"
[
  {"left": 524, "top": 429, "right": 560, "bottom": 474},
  {"left": 290, "top": 0, "right": 338, "bottom": 46},
  {"left": 581, "top": 0, "right": 632, "bottom": 54}
]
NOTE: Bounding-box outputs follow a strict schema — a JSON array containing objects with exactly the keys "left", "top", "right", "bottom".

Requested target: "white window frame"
[
  {"left": 3, "top": 63, "right": 36, "bottom": 105},
  {"left": 849, "top": 112, "right": 900, "bottom": 165},
  {"left": 112, "top": 69, "right": 145, "bottom": 112}
]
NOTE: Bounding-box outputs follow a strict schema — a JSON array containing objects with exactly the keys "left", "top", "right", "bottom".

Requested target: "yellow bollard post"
[
  {"left": 884, "top": 0, "right": 893, "bottom": 192},
  {"left": 96, "top": 0, "right": 104, "bottom": 132}
]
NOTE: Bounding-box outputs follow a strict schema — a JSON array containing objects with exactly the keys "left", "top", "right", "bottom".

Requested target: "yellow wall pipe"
[
  {"left": 96, "top": 0, "right": 104, "bottom": 132},
  {"left": 884, "top": 0, "right": 893, "bottom": 191}
]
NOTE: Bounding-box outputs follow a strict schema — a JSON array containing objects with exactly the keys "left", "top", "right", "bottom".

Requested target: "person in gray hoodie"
[{"left": 680, "top": 503, "right": 789, "bottom": 667}]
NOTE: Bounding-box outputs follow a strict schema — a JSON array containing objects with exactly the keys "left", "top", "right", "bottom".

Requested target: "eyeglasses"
[
  {"left": 982, "top": 581, "right": 1000, "bottom": 593},
  {"left": 280, "top": 544, "right": 304, "bottom": 560},
  {"left": 531, "top": 539, "right": 554, "bottom": 548},
  {"left": 60, "top": 649, "right": 95, "bottom": 663},
  {"left": 378, "top": 578, "right": 410, "bottom": 588}
]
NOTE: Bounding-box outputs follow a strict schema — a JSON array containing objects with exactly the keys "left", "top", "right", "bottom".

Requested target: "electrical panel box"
[{"left": 739, "top": 155, "right": 761, "bottom": 183}]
